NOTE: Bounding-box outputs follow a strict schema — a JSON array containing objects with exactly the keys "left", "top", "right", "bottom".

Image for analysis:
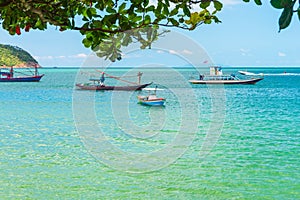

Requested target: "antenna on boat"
[{"left": 137, "top": 72, "right": 143, "bottom": 84}]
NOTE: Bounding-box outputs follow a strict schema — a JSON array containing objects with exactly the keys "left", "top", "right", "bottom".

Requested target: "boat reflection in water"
[{"left": 189, "top": 66, "right": 263, "bottom": 85}]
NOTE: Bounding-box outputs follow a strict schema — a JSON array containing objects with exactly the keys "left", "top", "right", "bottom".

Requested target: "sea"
[{"left": 0, "top": 67, "right": 299, "bottom": 199}]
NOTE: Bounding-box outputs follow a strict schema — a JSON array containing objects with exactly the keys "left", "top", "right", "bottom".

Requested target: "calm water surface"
[{"left": 0, "top": 67, "right": 299, "bottom": 199}]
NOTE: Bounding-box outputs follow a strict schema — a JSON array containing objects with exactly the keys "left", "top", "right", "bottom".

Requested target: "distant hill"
[{"left": 0, "top": 44, "right": 40, "bottom": 68}]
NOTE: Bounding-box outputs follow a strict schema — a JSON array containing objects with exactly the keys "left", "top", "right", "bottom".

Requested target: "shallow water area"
[{"left": 0, "top": 67, "right": 299, "bottom": 199}]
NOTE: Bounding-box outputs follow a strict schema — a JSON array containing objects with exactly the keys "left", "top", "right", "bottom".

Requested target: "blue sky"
[{"left": 0, "top": 1, "right": 299, "bottom": 67}]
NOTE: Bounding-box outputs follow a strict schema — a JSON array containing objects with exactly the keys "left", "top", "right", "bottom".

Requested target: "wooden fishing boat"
[
  {"left": 0, "top": 66, "right": 44, "bottom": 82},
  {"left": 76, "top": 82, "right": 152, "bottom": 91},
  {"left": 0, "top": 75, "right": 44, "bottom": 82},
  {"left": 137, "top": 87, "right": 166, "bottom": 106},
  {"left": 189, "top": 66, "right": 263, "bottom": 85},
  {"left": 76, "top": 71, "right": 152, "bottom": 91}
]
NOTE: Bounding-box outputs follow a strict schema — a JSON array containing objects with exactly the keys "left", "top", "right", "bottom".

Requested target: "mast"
[
  {"left": 34, "top": 64, "right": 38, "bottom": 76},
  {"left": 10, "top": 66, "right": 13, "bottom": 78},
  {"left": 137, "top": 72, "right": 143, "bottom": 85}
]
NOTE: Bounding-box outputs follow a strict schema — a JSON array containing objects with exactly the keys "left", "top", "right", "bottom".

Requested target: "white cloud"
[
  {"left": 169, "top": 49, "right": 193, "bottom": 55},
  {"left": 278, "top": 52, "right": 286, "bottom": 57},
  {"left": 182, "top": 49, "right": 193, "bottom": 55},
  {"left": 240, "top": 48, "right": 251, "bottom": 56},
  {"left": 169, "top": 50, "right": 178, "bottom": 55},
  {"left": 34, "top": 55, "right": 54, "bottom": 60},
  {"left": 222, "top": 0, "right": 242, "bottom": 5},
  {"left": 71, "top": 53, "right": 88, "bottom": 58},
  {"left": 34, "top": 54, "right": 88, "bottom": 60}
]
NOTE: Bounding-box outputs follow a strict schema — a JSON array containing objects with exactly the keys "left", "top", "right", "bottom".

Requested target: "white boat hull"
[{"left": 189, "top": 78, "right": 263, "bottom": 84}]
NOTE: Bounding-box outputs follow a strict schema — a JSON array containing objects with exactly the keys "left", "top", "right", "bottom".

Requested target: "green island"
[{"left": 0, "top": 44, "right": 39, "bottom": 67}]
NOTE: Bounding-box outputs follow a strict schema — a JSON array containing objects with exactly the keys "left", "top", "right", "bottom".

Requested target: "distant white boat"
[
  {"left": 239, "top": 70, "right": 300, "bottom": 76},
  {"left": 189, "top": 67, "right": 264, "bottom": 85},
  {"left": 238, "top": 70, "right": 264, "bottom": 76}
]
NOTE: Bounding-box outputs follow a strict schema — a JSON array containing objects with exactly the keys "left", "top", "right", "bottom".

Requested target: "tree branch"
[
  {"left": 0, "top": 0, "right": 11, "bottom": 7},
  {"left": 72, "top": 22, "right": 190, "bottom": 33}
]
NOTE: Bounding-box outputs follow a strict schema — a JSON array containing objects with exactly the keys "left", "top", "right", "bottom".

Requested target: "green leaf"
[
  {"left": 134, "top": 16, "right": 143, "bottom": 22},
  {"left": 154, "top": 3, "right": 162, "bottom": 17},
  {"left": 200, "top": 1, "right": 211, "bottom": 9},
  {"left": 243, "top": 0, "right": 250, "bottom": 2},
  {"left": 204, "top": 18, "right": 212, "bottom": 24},
  {"left": 183, "top": 5, "right": 191, "bottom": 17},
  {"left": 122, "top": 35, "right": 132, "bottom": 46},
  {"left": 271, "top": 0, "right": 293, "bottom": 9},
  {"left": 213, "top": 1, "right": 223, "bottom": 11},
  {"left": 279, "top": 7, "right": 293, "bottom": 31},
  {"left": 254, "top": 0, "right": 262, "bottom": 5},
  {"left": 164, "top": 0, "right": 170, "bottom": 7},
  {"left": 163, "top": 4, "right": 169, "bottom": 15},
  {"left": 298, "top": 9, "right": 300, "bottom": 21},
  {"left": 169, "top": 8, "right": 178, "bottom": 16},
  {"left": 270, "top": 0, "right": 284, "bottom": 9},
  {"left": 82, "top": 38, "right": 92, "bottom": 48},
  {"left": 146, "top": 5, "right": 155, "bottom": 12},
  {"left": 189, "top": 12, "right": 201, "bottom": 24},
  {"left": 144, "top": 15, "right": 151, "bottom": 24},
  {"left": 118, "top": 3, "right": 126, "bottom": 13},
  {"left": 86, "top": 8, "right": 97, "bottom": 19},
  {"left": 106, "top": 7, "right": 116, "bottom": 14},
  {"left": 213, "top": 16, "right": 222, "bottom": 23},
  {"left": 147, "top": 28, "right": 152, "bottom": 41},
  {"left": 169, "top": 18, "right": 179, "bottom": 26},
  {"left": 143, "top": 0, "right": 149, "bottom": 7}
]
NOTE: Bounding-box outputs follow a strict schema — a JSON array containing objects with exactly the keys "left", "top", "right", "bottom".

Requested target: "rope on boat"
[
  {"left": 0, "top": 67, "right": 35, "bottom": 76},
  {"left": 95, "top": 70, "right": 141, "bottom": 85},
  {"left": 79, "top": 70, "right": 143, "bottom": 85},
  {"left": 80, "top": 71, "right": 138, "bottom": 78},
  {"left": 14, "top": 70, "right": 34, "bottom": 76}
]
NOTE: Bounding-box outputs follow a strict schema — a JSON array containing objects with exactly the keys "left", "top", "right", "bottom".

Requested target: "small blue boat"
[{"left": 137, "top": 87, "right": 166, "bottom": 106}]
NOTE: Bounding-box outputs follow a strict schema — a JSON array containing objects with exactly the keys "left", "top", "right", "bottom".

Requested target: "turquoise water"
[{"left": 0, "top": 67, "right": 299, "bottom": 199}]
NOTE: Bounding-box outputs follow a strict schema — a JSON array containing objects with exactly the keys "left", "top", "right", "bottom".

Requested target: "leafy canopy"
[{"left": 0, "top": 0, "right": 299, "bottom": 61}]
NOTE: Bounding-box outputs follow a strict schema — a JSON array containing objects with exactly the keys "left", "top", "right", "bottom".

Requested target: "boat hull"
[
  {"left": 138, "top": 98, "right": 166, "bottom": 106},
  {"left": 189, "top": 78, "right": 263, "bottom": 84},
  {"left": 0, "top": 75, "right": 44, "bottom": 82},
  {"left": 238, "top": 71, "right": 264, "bottom": 76},
  {"left": 76, "top": 82, "right": 152, "bottom": 91}
]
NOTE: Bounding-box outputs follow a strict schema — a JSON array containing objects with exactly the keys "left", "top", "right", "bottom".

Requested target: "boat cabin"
[
  {"left": 137, "top": 87, "right": 166, "bottom": 106},
  {"left": 210, "top": 66, "right": 223, "bottom": 76}
]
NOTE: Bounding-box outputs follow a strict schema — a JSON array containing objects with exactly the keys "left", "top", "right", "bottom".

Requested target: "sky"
[{"left": 0, "top": 1, "right": 299, "bottom": 67}]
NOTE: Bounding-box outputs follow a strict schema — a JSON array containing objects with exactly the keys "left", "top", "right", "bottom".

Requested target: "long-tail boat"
[
  {"left": 0, "top": 65, "right": 44, "bottom": 82},
  {"left": 76, "top": 71, "right": 152, "bottom": 91}
]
